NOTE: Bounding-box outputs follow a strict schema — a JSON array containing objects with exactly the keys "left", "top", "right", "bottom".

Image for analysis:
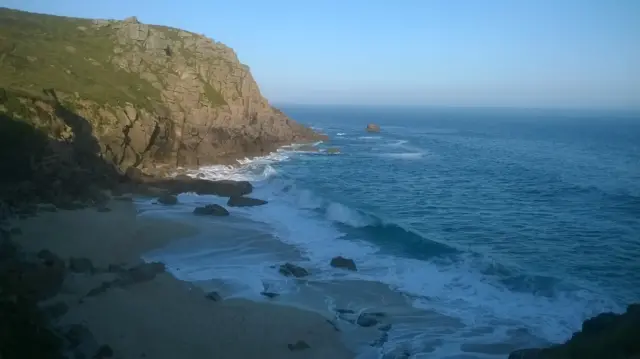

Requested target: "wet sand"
[{"left": 12, "top": 199, "right": 354, "bottom": 359}]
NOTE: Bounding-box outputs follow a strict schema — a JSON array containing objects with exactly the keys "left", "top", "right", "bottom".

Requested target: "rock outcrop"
[
  {"left": 227, "top": 196, "right": 268, "bottom": 207},
  {"left": 366, "top": 124, "right": 380, "bottom": 133},
  {"left": 330, "top": 256, "right": 357, "bottom": 271},
  {"left": 278, "top": 263, "right": 310, "bottom": 278},
  {"left": 508, "top": 303, "right": 640, "bottom": 359},
  {"left": 0, "top": 7, "right": 324, "bottom": 177},
  {"left": 193, "top": 204, "right": 229, "bottom": 216}
]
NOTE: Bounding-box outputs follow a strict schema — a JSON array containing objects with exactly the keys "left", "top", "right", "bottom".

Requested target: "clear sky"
[{"left": 4, "top": 0, "right": 640, "bottom": 108}]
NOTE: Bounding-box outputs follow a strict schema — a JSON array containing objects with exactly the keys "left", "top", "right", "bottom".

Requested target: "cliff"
[{"left": 0, "top": 8, "right": 322, "bottom": 173}]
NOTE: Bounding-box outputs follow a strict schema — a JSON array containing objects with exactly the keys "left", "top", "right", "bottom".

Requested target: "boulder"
[
  {"left": 326, "top": 147, "right": 340, "bottom": 154},
  {"left": 124, "top": 166, "right": 143, "bottom": 182},
  {"left": 330, "top": 256, "right": 357, "bottom": 271},
  {"left": 227, "top": 196, "right": 268, "bottom": 207},
  {"left": 278, "top": 262, "right": 309, "bottom": 278},
  {"left": 157, "top": 194, "right": 178, "bottom": 205},
  {"left": 356, "top": 313, "right": 380, "bottom": 327},
  {"left": 119, "top": 262, "right": 165, "bottom": 285},
  {"left": 287, "top": 340, "right": 310, "bottom": 351},
  {"left": 69, "top": 257, "right": 94, "bottom": 273},
  {"left": 260, "top": 291, "right": 279, "bottom": 299},
  {"left": 193, "top": 204, "right": 229, "bottom": 216},
  {"left": 205, "top": 291, "right": 222, "bottom": 302},
  {"left": 366, "top": 124, "right": 380, "bottom": 132}
]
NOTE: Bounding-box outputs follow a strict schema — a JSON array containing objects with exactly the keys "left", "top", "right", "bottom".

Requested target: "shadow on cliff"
[{"left": 0, "top": 89, "right": 121, "bottom": 211}]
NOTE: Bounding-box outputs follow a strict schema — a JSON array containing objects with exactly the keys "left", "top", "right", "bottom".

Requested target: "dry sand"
[{"left": 12, "top": 199, "right": 354, "bottom": 359}]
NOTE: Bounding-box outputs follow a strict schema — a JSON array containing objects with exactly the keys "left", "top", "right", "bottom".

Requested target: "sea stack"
[{"left": 366, "top": 123, "right": 380, "bottom": 132}]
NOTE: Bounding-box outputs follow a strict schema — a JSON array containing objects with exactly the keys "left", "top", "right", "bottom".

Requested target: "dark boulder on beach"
[
  {"left": 119, "top": 262, "right": 165, "bottom": 285},
  {"left": 508, "top": 303, "right": 640, "bottom": 359},
  {"left": 366, "top": 124, "right": 380, "bottom": 133},
  {"left": 330, "top": 256, "right": 357, "bottom": 271},
  {"left": 193, "top": 204, "right": 229, "bottom": 216},
  {"left": 227, "top": 196, "right": 268, "bottom": 207},
  {"left": 279, "top": 262, "right": 309, "bottom": 278}
]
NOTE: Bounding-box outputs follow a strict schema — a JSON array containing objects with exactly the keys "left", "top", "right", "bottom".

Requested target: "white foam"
[
  {"left": 358, "top": 136, "right": 382, "bottom": 140},
  {"left": 227, "top": 181, "right": 620, "bottom": 344},
  {"left": 185, "top": 151, "right": 290, "bottom": 182},
  {"left": 337, "top": 132, "right": 346, "bottom": 136},
  {"left": 387, "top": 140, "right": 408, "bottom": 147},
  {"left": 326, "top": 202, "right": 374, "bottom": 227}
]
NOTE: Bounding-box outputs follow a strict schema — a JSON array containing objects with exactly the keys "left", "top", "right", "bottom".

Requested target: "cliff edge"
[{"left": 0, "top": 8, "right": 322, "bottom": 172}]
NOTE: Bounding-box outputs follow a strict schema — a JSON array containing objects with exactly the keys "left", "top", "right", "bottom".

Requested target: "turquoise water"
[{"left": 141, "top": 106, "right": 640, "bottom": 358}]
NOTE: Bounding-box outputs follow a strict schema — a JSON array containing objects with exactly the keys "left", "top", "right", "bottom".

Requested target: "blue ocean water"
[{"left": 141, "top": 106, "right": 640, "bottom": 358}]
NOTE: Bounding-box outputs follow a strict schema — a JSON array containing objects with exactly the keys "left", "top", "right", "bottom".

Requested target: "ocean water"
[{"left": 139, "top": 106, "right": 640, "bottom": 358}]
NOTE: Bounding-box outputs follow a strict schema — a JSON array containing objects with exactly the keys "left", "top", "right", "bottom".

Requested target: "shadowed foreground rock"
[{"left": 508, "top": 303, "right": 640, "bottom": 359}]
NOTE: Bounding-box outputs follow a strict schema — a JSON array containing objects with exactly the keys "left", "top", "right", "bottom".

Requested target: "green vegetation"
[{"left": 0, "top": 7, "right": 160, "bottom": 110}]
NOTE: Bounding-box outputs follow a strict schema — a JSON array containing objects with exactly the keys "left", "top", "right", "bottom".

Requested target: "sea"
[{"left": 137, "top": 106, "right": 640, "bottom": 359}]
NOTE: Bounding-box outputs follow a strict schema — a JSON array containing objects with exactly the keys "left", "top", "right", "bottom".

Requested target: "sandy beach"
[{"left": 9, "top": 199, "right": 354, "bottom": 359}]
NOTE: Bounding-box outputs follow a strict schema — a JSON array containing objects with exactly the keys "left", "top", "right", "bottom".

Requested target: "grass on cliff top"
[{"left": 0, "top": 7, "right": 160, "bottom": 110}]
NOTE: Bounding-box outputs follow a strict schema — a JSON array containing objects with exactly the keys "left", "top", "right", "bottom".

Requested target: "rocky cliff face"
[{"left": 0, "top": 8, "right": 322, "bottom": 173}]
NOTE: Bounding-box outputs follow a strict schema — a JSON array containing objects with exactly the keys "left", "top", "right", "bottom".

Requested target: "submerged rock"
[
  {"left": 366, "top": 123, "right": 380, "bottom": 132},
  {"left": 356, "top": 313, "right": 380, "bottom": 327},
  {"left": 326, "top": 147, "right": 340, "bottom": 154},
  {"left": 193, "top": 204, "right": 229, "bottom": 216},
  {"left": 260, "top": 291, "right": 279, "bottom": 299},
  {"left": 157, "top": 194, "right": 178, "bottom": 205},
  {"left": 227, "top": 196, "right": 267, "bottom": 207},
  {"left": 278, "top": 262, "right": 309, "bottom": 278},
  {"left": 330, "top": 256, "right": 357, "bottom": 271},
  {"left": 205, "top": 291, "right": 222, "bottom": 302},
  {"left": 287, "top": 340, "right": 311, "bottom": 351}
]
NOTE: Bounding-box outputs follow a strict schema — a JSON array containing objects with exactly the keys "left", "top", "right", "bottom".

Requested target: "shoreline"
[{"left": 2, "top": 197, "right": 354, "bottom": 359}]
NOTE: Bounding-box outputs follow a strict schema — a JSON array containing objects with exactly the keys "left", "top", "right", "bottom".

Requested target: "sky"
[{"left": 3, "top": 0, "right": 640, "bottom": 109}]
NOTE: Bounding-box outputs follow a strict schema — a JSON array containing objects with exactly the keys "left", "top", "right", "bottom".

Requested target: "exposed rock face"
[
  {"left": 0, "top": 8, "right": 324, "bottom": 178},
  {"left": 366, "top": 124, "right": 380, "bottom": 133}
]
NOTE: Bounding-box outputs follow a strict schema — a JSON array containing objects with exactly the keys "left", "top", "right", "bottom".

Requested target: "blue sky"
[{"left": 4, "top": 0, "right": 640, "bottom": 108}]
